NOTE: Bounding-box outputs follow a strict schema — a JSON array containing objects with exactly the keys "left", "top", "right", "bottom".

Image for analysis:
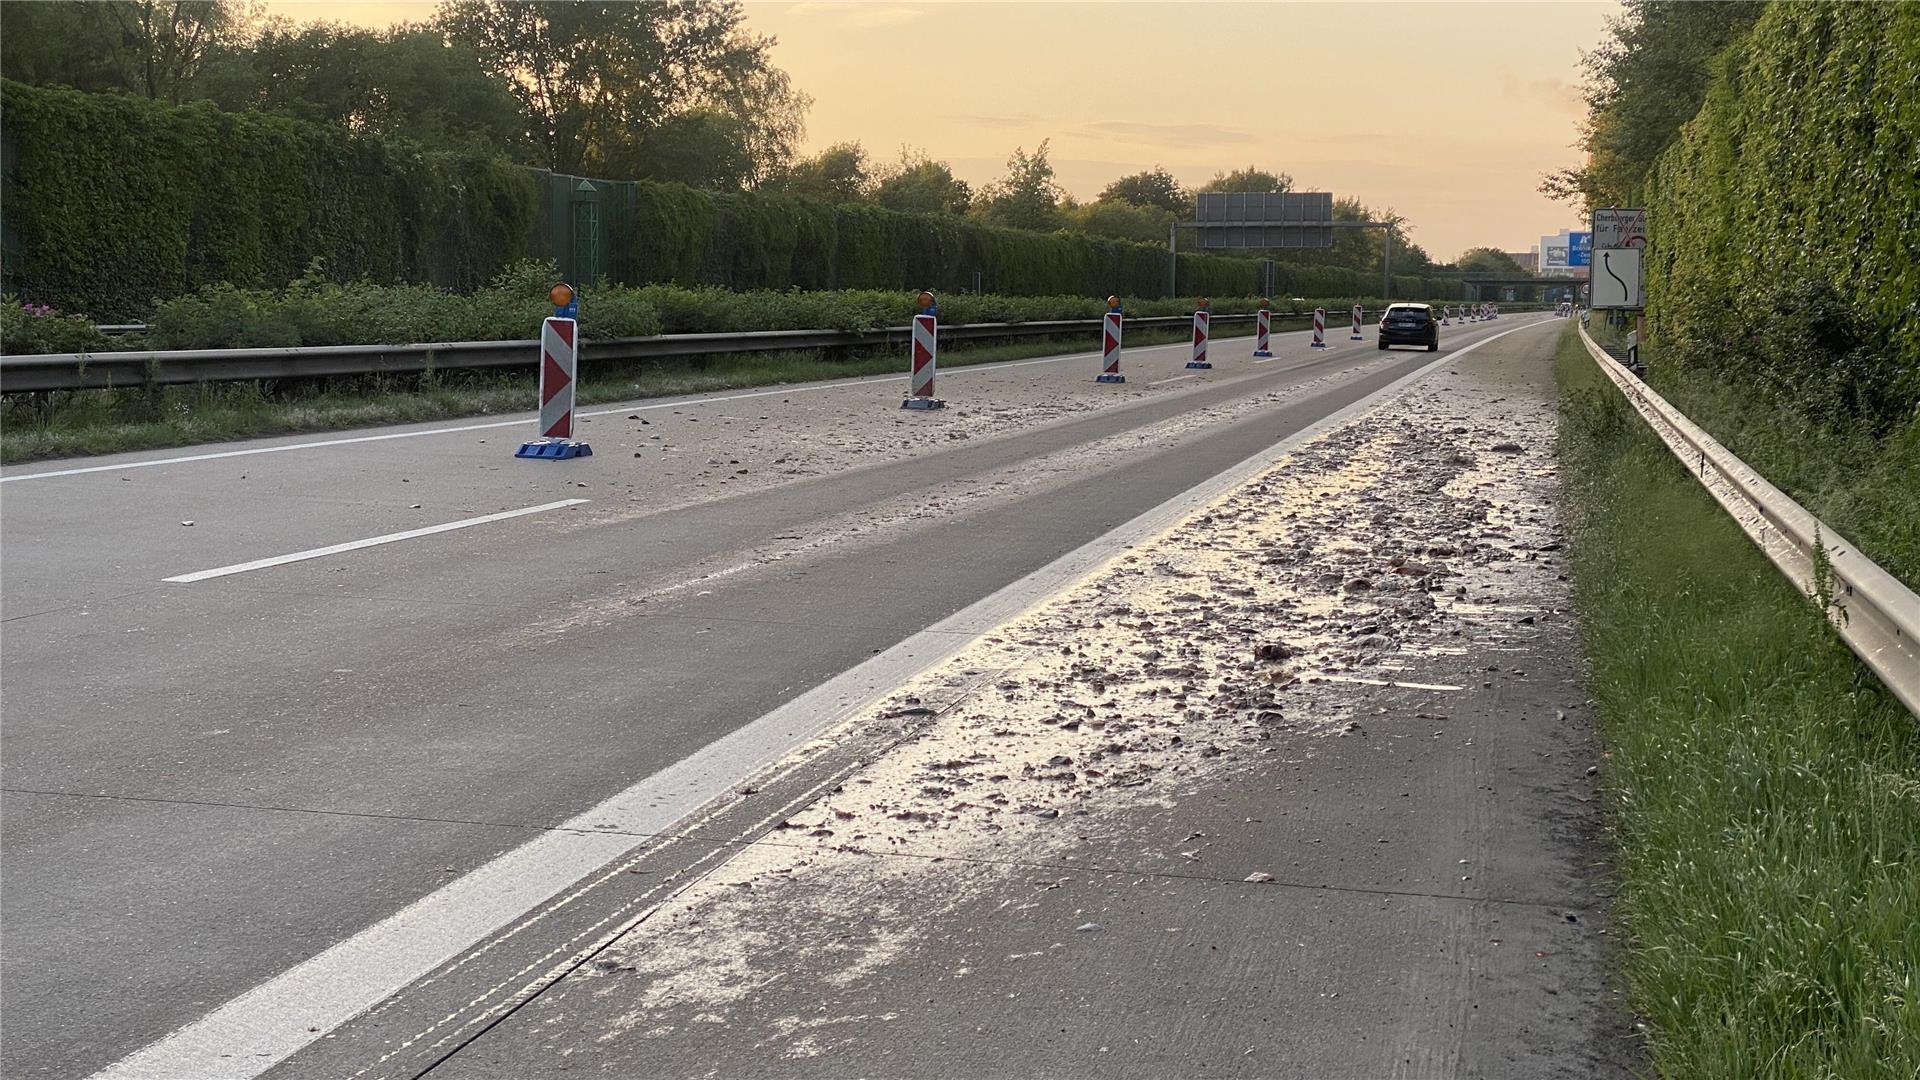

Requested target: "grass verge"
[
  {"left": 1556, "top": 323, "right": 1920, "bottom": 1077},
  {"left": 0, "top": 325, "right": 1247, "bottom": 464}
]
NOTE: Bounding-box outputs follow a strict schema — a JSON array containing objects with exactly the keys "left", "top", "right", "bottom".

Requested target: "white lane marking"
[
  {"left": 0, "top": 316, "right": 1507, "bottom": 486},
  {"left": 85, "top": 318, "right": 1552, "bottom": 1080},
  {"left": 1148, "top": 374, "right": 1200, "bottom": 387},
  {"left": 161, "top": 500, "right": 590, "bottom": 583}
]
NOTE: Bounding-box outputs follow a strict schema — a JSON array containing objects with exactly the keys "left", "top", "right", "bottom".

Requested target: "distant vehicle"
[{"left": 1378, "top": 303, "right": 1440, "bottom": 351}]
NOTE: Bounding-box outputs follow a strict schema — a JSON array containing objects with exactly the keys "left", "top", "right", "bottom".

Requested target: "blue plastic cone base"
[
  {"left": 1310, "top": 342, "right": 1329, "bottom": 349},
  {"left": 1095, "top": 373, "right": 1126, "bottom": 383},
  {"left": 1349, "top": 334, "right": 1363, "bottom": 341},
  {"left": 901, "top": 397, "right": 946, "bottom": 410},
  {"left": 1252, "top": 350, "right": 1273, "bottom": 358},
  {"left": 1185, "top": 361, "right": 1213, "bottom": 369},
  {"left": 516, "top": 439, "right": 593, "bottom": 460}
]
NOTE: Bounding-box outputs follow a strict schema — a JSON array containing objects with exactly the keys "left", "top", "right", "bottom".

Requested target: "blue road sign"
[{"left": 1569, "top": 231, "right": 1592, "bottom": 267}]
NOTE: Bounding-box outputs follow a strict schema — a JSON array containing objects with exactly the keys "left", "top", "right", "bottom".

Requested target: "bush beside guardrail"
[
  {"left": 1578, "top": 322, "right": 1919, "bottom": 718},
  {"left": 4, "top": 266, "right": 1507, "bottom": 357}
]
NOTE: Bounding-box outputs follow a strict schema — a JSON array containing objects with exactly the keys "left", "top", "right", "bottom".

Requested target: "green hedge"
[
  {"left": 0, "top": 80, "right": 541, "bottom": 321},
  {"left": 1, "top": 80, "right": 1464, "bottom": 320},
  {"left": 601, "top": 179, "right": 1276, "bottom": 298},
  {"left": 7, "top": 255, "right": 1510, "bottom": 353},
  {"left": 1645, "top": 1, "right": 1920, "bottom": 428}
]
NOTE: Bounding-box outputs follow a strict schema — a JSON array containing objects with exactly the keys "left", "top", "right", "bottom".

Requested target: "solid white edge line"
[
  {"left": 160, "top": 500, "right": 591, "bottom": 583},
  {"left": 86, "top": 314, "right": 1557, "bottom": 1080},
  {"left": 2, "top": 317, "right": 1440, "bottom": 485}
]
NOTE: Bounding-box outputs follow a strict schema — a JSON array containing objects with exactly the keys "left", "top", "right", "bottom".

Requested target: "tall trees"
[
  {"left": 974, "top": 140, "right": 1065, "bottom": 232},
  {"left": 435, "top": 0, "right": 804, "bottom": 178},
  {"left": 1454, "top": 248, "right": 1527, "bottom": 275},
  {"left": 0, "top": 0, "right": 246, "bottom": 103},
  {"left": 1199, "top": 166, "right": 1292, "bottom": 194},
  {"left": 873, "top": 149, "right": 971, "bottom": 216},
  {"left": 199, "top": 24, "right": 528, "bottom": 153},
  {"left": 1541, "top": 0, "right": 1766, "bottom": 209},
  {"left": 623, "top": 108, "right": 755, "bottom": 189},
  {"left": 1100, "top": 167, "right": 1185, "bottom": 213},
  {"left": 766, "top": 142, "right": 872, "bottom": 202},
  {"left": 1, "top": 0, "right": 805, "bottom": 178}
]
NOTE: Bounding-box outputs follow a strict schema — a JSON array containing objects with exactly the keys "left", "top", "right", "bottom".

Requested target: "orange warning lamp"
[
  {"left": 548, "top": 283, "right": 575, "bottom": 308},
  {"left": 916, "top": 290, "right": 935, "bottom": 313},
  {"left": 1196, "top": 296, "right": 1210, "bottom": 311},
  {"left": 1259, "top": 296, "right": 1272, "bottom": 310},
  {"left": 1106, "top": 295, "right": 1121, "bottom": 311}
]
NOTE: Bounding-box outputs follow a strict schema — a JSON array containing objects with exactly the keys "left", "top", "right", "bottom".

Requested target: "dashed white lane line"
[
  {"left": 161, "top": 499, "right": 589, "bottom": 583},
  {"left": 1148, "top": 374, "right": 1201, "bottom": 387}
]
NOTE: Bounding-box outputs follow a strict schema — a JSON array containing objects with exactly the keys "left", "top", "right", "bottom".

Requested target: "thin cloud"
[
  {"left": 1075, "top": 120, "right": 1256, "bottom": 147},
  {"left": 786, "top": 2, "right": 928, "bottom": 27},
  {"left": 945, "top": 112, "right": 1048, "bottom": 127}
]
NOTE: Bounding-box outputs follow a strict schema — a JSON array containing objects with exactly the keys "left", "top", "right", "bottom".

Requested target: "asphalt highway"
[{"left": 0, "top": 314, "right": 1554, "bottom": 1078}]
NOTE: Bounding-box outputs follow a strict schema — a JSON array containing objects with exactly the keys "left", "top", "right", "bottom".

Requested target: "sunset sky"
[{"left": 271, "top": 1, "right": 1617, "bottom": 261}]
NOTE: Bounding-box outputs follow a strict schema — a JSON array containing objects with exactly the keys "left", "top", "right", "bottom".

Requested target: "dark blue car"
[{"left": 1378, "top": 303, "right": 1440, "bottom": 351}]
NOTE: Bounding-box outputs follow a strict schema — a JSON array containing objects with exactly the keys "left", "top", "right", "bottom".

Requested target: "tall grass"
[{"left": 1556, "top": 324, "right": 1920, "bottom": 1077}]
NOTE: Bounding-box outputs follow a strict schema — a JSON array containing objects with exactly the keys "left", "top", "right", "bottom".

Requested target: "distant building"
[{"left": 1505, "top": 251, "right": 1538, "bottom": 273}]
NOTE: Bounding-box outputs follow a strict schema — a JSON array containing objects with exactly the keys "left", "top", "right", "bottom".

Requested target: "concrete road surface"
[{"left": 0, "top": 314, "right": 1589, "bottom": 1078}]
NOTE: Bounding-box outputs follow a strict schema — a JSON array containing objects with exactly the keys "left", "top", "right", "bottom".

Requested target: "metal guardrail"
[
  {"left": 1, "top": 314, "right": 1266, "bottom": 393},
  {"left": 8, "top": 304, "right": 1552, "bottom": 393},
  {"left": 1577, "top": 323, "right": 1920, "bottom": 718}
]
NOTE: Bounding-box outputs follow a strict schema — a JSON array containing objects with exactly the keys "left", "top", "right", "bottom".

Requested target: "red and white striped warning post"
[
  {"left": 1441, "top": 306, "right": 1452, "bottom": 326},
  {"left": 517, "top": 283, "right": 592, "bottom": 459},
  {"left": 1186, "top": 298, "right": 1212, "bottom": 369},
  {"left": 1096, "top": 295, "right": 1125, "bottom": 383},
  {"left": 1468, "top": 303, "right": 1478, "bottom": 322},
  {"left": 1310, "top": 307, "right": 1329, "bottom": 348},
  {"left": 902, "top": 290, "right": 944, "bottom": 410},
  {"left": 538, "top": 317, "right": 577, "bottom": 437},
  {"left": 1349, "top": 304, "right": 1364, "bottom": 341},
  {"left": 1252, "top": 299, "right": 1273, "bottom": 358}
]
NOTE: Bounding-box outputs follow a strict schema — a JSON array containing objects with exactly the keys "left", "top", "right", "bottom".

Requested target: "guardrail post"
[
  {"left": 901, "top": 290, "right": 945, "bottom": 410},
  {"left": 1096, "top": 296, "right": 1126, "bottom": 383}
]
